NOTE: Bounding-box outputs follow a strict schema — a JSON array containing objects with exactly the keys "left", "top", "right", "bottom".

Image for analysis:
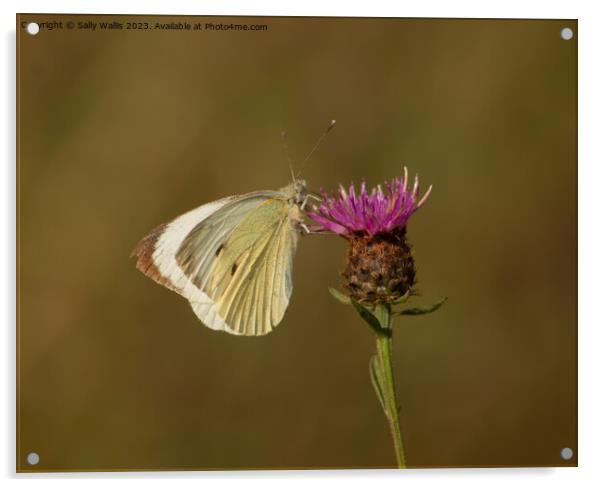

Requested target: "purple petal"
[{"left": 305, "top": 169, "right": 431, "bottom": 236}]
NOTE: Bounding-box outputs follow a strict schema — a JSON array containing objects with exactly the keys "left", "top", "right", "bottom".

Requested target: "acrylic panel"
[{"left": 16, "top": 14, "right": 577, "bottom": 472}]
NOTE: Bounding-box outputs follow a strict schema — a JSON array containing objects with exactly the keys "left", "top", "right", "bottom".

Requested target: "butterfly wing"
[
  {"left": 131, "top": 191, "right": 300, "bottom": 335},
  {"left": 188, "top": 198, "right": 299, "bottom": 335}
]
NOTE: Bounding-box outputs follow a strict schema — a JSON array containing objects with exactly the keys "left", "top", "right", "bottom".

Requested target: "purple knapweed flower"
[
  {"left": 307, "top": 167, "right": 432, "bottom": 237},
  {"left": 307, "top": 167, "right": 432, "bottom": 304}
]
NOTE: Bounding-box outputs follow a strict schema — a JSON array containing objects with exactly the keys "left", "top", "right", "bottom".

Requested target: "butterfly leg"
[
  {"left": 299, "top": 222, "right": 311, "bottom": 235},
  {"left": 300, "top": 193, "right": 321, "bottom": 211},
  {"left": 295, "top": 221, "right": 319, "bottom": 236},
  {"left": 300, "top": 196, "right": 310, "bottom": 211},
  {"left": 297, "top": 222, "right": 334, "bottom": 237}
]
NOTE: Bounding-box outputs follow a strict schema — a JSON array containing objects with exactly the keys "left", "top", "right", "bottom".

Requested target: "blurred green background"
[{"left": 17, "top": 15, "right": 577, "bottom": 471}]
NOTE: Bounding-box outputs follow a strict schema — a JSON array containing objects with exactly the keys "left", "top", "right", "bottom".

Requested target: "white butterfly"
[{"left": 131, "top": 179, "right": 311, "bottom": 336}]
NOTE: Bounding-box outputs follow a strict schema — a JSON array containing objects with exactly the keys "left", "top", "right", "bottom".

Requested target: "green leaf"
[
  {"left": 391, "top": 291, "right": 410, "bottom": 305},
  {"left": 350, "top": 299, "right": 383, "bottom": 334},
  {"left": 398, "top": 297, "right": 448, "bottom": 316},
  {"left": 328, "top": 287, "right": 351, "bottom": 305},
  {"left": 369, "top": 355, "right": 386, "bottom": 411}
]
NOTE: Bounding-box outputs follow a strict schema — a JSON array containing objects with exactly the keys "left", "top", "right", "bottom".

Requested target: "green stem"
[{"left": 374, "top": 304, "right": 406, "bottom": 468}]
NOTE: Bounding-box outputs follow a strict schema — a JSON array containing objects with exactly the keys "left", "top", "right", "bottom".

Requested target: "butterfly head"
[{"left": 281, "top": 179, "right": 308, "bottom": 206}]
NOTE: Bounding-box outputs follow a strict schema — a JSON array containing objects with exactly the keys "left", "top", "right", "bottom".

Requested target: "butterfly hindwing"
[{"left": 208, "top": 199, "right": 297, "bottom": 335}]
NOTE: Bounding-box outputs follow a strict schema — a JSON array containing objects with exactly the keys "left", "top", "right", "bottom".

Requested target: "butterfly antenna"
[
  {"left": 297, "top": 119, "right": 336, "bottom": 178},
  {"left": 281, "top": 130, "right": 296, "bottom": 182}
]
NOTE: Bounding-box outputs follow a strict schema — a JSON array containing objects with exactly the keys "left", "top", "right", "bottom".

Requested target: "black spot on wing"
[
  {"left": 216, "top": 243, "right": 225, "bottom": 256},
  {"left": 231, "top": 263, "right": 238, "bottom": 276}
]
